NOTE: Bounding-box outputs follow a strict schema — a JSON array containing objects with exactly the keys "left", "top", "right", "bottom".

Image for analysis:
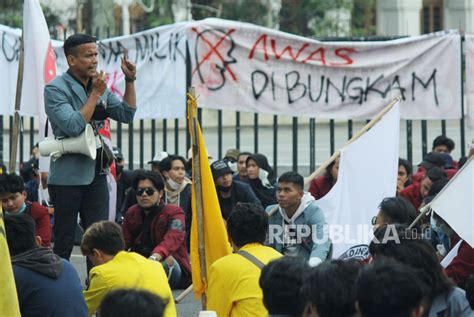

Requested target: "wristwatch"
[{"left": 149, "top": 255, "right": 159, "bottom": 262}]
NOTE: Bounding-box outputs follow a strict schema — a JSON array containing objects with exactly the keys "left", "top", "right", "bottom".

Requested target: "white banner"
[
  {"left": 430, "top": 157, "right": 474, "bottom": 247},
  {"left": 0, "top": 23, "right": 187, "bottom": 119},
  {"left": 187, "top": 19, "right": 461, "bottom": 120},
  {"left": 317, "top": 100, "right": 400, "bottom": 260},
  {"left": 466, "top": 34, "right": 474, "bottom": 127}
]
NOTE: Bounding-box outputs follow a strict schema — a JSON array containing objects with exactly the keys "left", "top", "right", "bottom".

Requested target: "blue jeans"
[{"left": 162, "top": 258, "right": 182, "bottom": 289}]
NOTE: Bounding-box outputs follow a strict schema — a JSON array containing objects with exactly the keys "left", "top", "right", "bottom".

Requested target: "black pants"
[{"left": 49, "top": 174, "right": 109, "bottom": 262}]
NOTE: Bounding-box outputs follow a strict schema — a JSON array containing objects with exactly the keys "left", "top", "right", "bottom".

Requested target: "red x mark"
[
  {"left": 192, "top": 27, "right": 237, "bottom": 82},
  {"left": 108, "top": 71, "right": 124, "bottom": 98}
]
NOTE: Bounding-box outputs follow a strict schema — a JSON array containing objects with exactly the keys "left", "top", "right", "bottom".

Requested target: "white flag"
[
  {"left": 430, "top": 158, "right": 474, "bottom": 247},
  {"left": 22, "top": 0, "right": 57, "bottom": 172},
  {"left": 316, "top": 100, "right": 400, "bottom": 260}
]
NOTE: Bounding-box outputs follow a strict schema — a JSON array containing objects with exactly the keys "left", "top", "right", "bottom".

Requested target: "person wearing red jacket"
[
  {"left": 308, "top": 157, "right": 339, "bottom": 200},
  {"left": 434, "top": 212, "right": 474, "bottom": 290},
  {"left": 122, "top": 170, "right": 191, "bottom": 289},
  {"left": 0, "top": 173, "right": 51, "bottom": 247},
  {"left": 400, "top": 167, "right": 447, "bottom": 210}
]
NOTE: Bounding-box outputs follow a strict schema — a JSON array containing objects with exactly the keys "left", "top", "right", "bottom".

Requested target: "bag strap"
[{"left": 237, "top": 250, "right": 265, "bottom": 270}]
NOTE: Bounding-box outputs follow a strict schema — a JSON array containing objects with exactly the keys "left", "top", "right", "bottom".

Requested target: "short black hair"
[
  {"left": 5, "top": 213, "right": 37, "bottom": 256},
  {"left": 158, "top": 155, "right": 186, "bottom": 173},
  {"left": 301, "top": 260, "right": 362, "bottom": 317},
  {"left": 432, "top": 135, "right": 455, "bottom": 152},
  {"left": 356, "top": 258, "right": 427, "bottom": 317},
  {"left": 259, "top": 257, "right": 309, "bottom": 316},
  {"left": 81, "top": 221, "right": 125, "bottom": 256},
  {"left": 369, "top": 225, "right": 453, "bottom": 300},
  {"left": 0, "top": 173, "right": 25, "bottom": 194},
  {"left": 398, "top": 158, "right": 412, "bottom": 176},
  {"left": 226, "top": 203, "right": 268, "bottom": 247},
  {"left": 425, "top": 167, "right": 447, "bottom": 183},
  {"left": 63, "top": 34, "right": 96, "bottom": 57},
  {"left": 99, "top": 289, "right": 167, "bottom": 317},
  {"left": 277, "top": 171, "right": 304, "bottom": 190},
  {"left": 378, "top": 197, "right": 417, "bottom": 225},
  {"left": 428, "top": 178, "right": 448, "bottom": 197},
  {"left": 132, "top": 170, "right": 164, "bottom": 191},
  {"left": 238, "top": 151, "right": 252, "bottom": 160}
]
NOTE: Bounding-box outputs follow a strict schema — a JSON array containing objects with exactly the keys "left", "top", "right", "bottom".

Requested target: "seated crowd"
[{"left": 2, "top": 135, "right": 474, "bottom": 317}]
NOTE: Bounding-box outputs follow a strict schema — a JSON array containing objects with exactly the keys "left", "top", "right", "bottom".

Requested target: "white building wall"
[
  {"left": 376, "top": 0, "right": 423, "bottom": 36},
  {"left": 445, "top": 0, "right": 474, "bottom": 32}
]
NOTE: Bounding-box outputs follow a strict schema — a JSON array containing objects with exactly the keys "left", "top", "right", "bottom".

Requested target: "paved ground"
[
  {"left": 70, "top": 246, "right": 202, "bottom": 316},
  {"left": 25, "top": 118, "right": 474, "bottom": 316}
]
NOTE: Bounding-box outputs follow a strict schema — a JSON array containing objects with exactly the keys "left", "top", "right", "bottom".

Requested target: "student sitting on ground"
[
  {"left": 5, "top": 213, "right": 87, "bottom": 317},
  {"left": 81, "top": 220, "right": 176, "bottom": 317},
  {"left": 0, "top": 173, "right": 51, "bottom": 247}
]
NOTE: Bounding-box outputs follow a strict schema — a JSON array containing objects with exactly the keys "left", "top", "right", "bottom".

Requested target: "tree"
[{"left": 0, "top": 0, "right": 61, "bottom": 32}]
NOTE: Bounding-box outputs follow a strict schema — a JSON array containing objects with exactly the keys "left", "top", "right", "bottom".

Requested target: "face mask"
[
  {"left": 227, "top": 162, "right": 238, "bottom": 173},
  {"left": 217, "top": 185, "right": 231, "bottom": 193},
  {"left": 167, "top": 178, "right": 181, "bottom": 190},
  {"left": 6, "top": 202, "right": 27, "bottom": 215},
  {"left": 18, "top": 202, "right": 27, "bottom": 214},
  {"left": 259, "top": 169, "right": 272, "bottom": 188}
]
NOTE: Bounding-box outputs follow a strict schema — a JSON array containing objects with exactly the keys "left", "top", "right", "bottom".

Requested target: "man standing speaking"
[{"left": 44, "top": 34, "right": 136, "bottom": 265}]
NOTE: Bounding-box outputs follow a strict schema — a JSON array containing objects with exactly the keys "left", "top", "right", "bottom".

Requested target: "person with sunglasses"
[{"left": 121, "top": 170, "right": 191, "bottom": 289}]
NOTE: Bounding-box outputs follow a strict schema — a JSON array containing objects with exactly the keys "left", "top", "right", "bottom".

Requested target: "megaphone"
[{"left": 39, "top": 124, "right": 97, "bottom": 161}]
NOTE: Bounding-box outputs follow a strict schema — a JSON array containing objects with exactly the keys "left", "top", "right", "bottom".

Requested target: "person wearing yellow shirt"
[
  {"left": 80, "top": 221, "right": 176, "bottom": 317},
  {"left": 207, "top": 203, "right": 282, "bottom": 316}
]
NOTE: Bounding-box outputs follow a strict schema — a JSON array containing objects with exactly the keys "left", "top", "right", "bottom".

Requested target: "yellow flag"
[
  {"left": 0, "top": 207, "right": 21, "bottom": 316},
  {"left": 188, "top": 93, "right": 232, "bottom": 297}
]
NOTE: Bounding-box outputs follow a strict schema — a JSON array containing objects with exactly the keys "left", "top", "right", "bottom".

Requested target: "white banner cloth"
[
  {"left": 430, "top": 158, "right": 474, "bottom": 248},
  {"left": 187, "top": 19, "right": 461, "bottom": 120},
  {"left": 316, "top": 100, "right": 400, "bottom": 260},
  {"left": 0, "top": 23, "right": 188, "bottom": 119}
]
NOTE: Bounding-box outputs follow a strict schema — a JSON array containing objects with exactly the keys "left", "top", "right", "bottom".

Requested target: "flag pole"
[
  {"left": 9, "top": 36, "right": 25, "bottom": 173},
  {"left": 187, "top": 87, "right": 207, "bottom": 310},
  {"left": 304, "top": 96, "right": 402, "bottom": 185},
  {"left": 407, "top": 156, "right": 474, "bottom": 230}
]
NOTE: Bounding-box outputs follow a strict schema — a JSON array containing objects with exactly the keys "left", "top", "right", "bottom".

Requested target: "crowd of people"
[{"left": 1, "top": 32, "right": 474, "bottom": 317}]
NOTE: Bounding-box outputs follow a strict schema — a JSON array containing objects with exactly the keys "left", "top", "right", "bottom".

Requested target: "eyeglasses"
[
  {"left": 136, "top": 187, "right": 156, "bottom": 196},
  {"left": 371, "top": 216, "right": 378, "bottom": 226}
]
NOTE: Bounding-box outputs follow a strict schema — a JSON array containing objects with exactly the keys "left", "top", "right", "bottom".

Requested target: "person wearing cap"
[
  {"left": 211, "top": 160, "right": 261, "bottom": 219},
  {"left": 44, "top": 34, "right": 136, "bottom": 263},
  {"left": 400, "top": 167, "right": 447, "bottom": 210},
  {"left": 222, "top": 148, "right": 240, "bottom": 173},
  {"left": 411, "top": 151, "right": 447, "bottom": 184},
  {"left": 147, "top": 152, "right": 168, "bottom": 174}
]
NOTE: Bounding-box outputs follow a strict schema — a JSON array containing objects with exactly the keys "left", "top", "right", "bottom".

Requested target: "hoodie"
[
  {"left": 12, "top": 247, "right": 63, "bottom": 279},
  {"left": 266, "top": 192, "right": 330, "bottom": 265},
  {"left": 12, "top": 247, "right": 88, "bottom": 317}
]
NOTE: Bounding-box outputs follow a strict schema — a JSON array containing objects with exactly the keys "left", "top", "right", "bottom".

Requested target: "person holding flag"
[{"left": 44, "top": 34, "right": 136, "bottom": 266}]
